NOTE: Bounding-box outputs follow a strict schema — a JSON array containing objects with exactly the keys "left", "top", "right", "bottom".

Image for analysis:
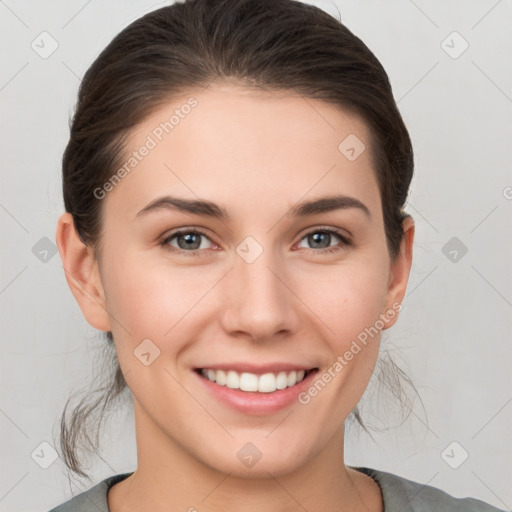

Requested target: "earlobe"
[
  {"left": 382, "top": 216, "right": 415, "bottom": 330},
  {"left": 55, "top": 212, "right": 112, "bottom": 332}
]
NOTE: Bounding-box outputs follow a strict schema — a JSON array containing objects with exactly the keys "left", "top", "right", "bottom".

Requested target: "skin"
[{"left": 56, "top": 82, "right": 414, "bottom": 512}]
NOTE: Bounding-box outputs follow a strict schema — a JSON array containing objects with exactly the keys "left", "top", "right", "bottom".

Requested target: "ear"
[
  {"left": 55, "top": 212, "right": 112, "bottom": 332},
  {"left": 381, "top": 215, "right": 415, "bottom": 330}
]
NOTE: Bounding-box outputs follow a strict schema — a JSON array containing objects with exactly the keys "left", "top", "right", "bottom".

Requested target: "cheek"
[
  {"left": 297, "top": 264, "right": 388, "bottom": 414},
  {"left": 297, "top": 258, "right": 390, "bottom": 345},
  {"left": 300, "top": 267, "right": 387, "bottom": 409},
  {"left": 100, "top": 256, "right": 199, "bottom": 399},
  {"left": 100, "top": 251, "right": 215, "bottom": 345}
]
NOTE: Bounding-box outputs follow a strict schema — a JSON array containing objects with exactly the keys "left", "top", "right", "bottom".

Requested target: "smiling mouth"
[{"left": 195, "top": 368, "right": 318, "bottom": 393}]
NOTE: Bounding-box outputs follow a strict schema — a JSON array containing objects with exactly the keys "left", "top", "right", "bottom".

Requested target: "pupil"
[
  {"left": 179, "top": 233, "right": 200, "bottom": 250},
  {"left": 310, "top": 232, "right": 330, "bottom": 249}
]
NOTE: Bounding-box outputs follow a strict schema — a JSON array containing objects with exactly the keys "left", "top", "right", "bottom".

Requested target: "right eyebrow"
[{"left": 135, "top": 196, "right": 229, "bottom": 220}]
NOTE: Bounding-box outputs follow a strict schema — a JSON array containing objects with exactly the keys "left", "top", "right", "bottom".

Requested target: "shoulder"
[
  {"left": 47, "top": 468, "right": 506, "bottom": 512},
  {"left": 47, "top": 473, "right": 133, "bottom": 512},
  {"left": 353, "top": 467, "right": 506, "bottom": 512}
]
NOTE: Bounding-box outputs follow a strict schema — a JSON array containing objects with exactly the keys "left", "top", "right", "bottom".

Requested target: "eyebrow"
[{"left": 135, "top": 194, "right": 371, "bottom": 220}]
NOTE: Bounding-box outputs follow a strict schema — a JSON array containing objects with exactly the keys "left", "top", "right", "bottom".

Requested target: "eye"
[
  {"left": 160, "top": 227, "right": 351, "bottom": 256},
  {"left": 296, "top": 228, "right": 351, "bottom": 253},
  {"left": 161, "top": 228, "right": 214, "bottom": 254}
]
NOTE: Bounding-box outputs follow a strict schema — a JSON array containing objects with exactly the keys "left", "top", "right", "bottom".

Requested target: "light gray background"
[{"left": 1, "top": 1, "right": 511, "bottom": 511}]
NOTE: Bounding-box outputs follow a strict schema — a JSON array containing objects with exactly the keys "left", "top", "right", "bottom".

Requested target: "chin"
[{"left": 194, "top": 435, "right": 311, "bottom": 478}]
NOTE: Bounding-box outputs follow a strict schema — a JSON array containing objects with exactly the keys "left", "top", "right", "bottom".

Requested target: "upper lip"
[{"left": 195, "top": 363, "right": 318, "bottom": 374}]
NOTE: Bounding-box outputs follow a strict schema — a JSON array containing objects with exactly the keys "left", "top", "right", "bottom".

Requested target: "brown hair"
[{"left": 57, "top": 0, "right": 418, "bottom": 481}]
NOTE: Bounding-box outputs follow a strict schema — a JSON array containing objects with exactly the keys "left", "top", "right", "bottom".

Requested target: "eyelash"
[{"left": 160, "top": 227, "right": 352, "bottom": 256}]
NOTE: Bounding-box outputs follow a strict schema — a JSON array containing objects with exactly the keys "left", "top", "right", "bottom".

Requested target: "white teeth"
[
  {"left": 240, "top": 372, "right": 258, "bottom": 392},
  {"left": 216, "top": 369, "right": 227, "bottom": 386},
  {"left": 258, "top": 373, "right": 276, "bottom": 393},
  {"left": 286, "top": 371, "right": 297, "bottom": 387},
  {"left": 276, "top": 371, "right": 289, "bottom": 389},
  {"left": 226, "top": 370, "right": 239, "bottom": 389},
  {"left": 200, "top": 368, "right": 309, "bottom": 393}
]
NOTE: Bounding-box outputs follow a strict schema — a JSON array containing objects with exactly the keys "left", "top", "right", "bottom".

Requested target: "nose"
[{"left": 219, "top": 245, "right": 300, "bottom": 342}]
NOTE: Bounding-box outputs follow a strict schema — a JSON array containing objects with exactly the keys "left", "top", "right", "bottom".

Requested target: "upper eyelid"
[{"left": 300, "top": 225, "right": 350, "bottom": 239}]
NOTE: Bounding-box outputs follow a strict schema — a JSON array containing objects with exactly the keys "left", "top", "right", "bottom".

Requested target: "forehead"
[{"left": 105, "top": 83, "right": 381, "bottom": 223}]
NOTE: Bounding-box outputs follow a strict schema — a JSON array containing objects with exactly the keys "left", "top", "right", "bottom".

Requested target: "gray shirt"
[{"left": 48, "top": 466, "right": 506, "bottom": 511}]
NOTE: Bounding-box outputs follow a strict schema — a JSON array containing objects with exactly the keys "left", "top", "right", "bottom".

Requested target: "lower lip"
[{"left": 194, "top": 369, "right": 319, "bottom": 415}]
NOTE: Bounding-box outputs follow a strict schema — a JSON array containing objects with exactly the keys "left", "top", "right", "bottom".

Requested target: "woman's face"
[{"left": 77, "top": 83, "right": 412, "bottom": 476}]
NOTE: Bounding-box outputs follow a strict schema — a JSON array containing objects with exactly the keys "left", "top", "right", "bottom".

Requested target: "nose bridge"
[{"left": 220, "top": 240, "right": 297, "bottom": 340}]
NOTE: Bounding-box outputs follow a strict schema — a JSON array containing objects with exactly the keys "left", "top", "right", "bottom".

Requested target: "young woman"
[{"left": 49, "top": 0, "right": 505, "bottom": 510}]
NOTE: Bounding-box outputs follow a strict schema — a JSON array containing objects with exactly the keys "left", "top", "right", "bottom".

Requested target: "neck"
[{"left": 108, "top": 401, "right": 382, "bottom": 512}]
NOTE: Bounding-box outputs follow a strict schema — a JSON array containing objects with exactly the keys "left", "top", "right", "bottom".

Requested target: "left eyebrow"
[
  {"left": 290, "top": 194, "right": 371, "bottom": 219},
  {"left": 134, "top": 194, "right": 371, "bottom": 220}
]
